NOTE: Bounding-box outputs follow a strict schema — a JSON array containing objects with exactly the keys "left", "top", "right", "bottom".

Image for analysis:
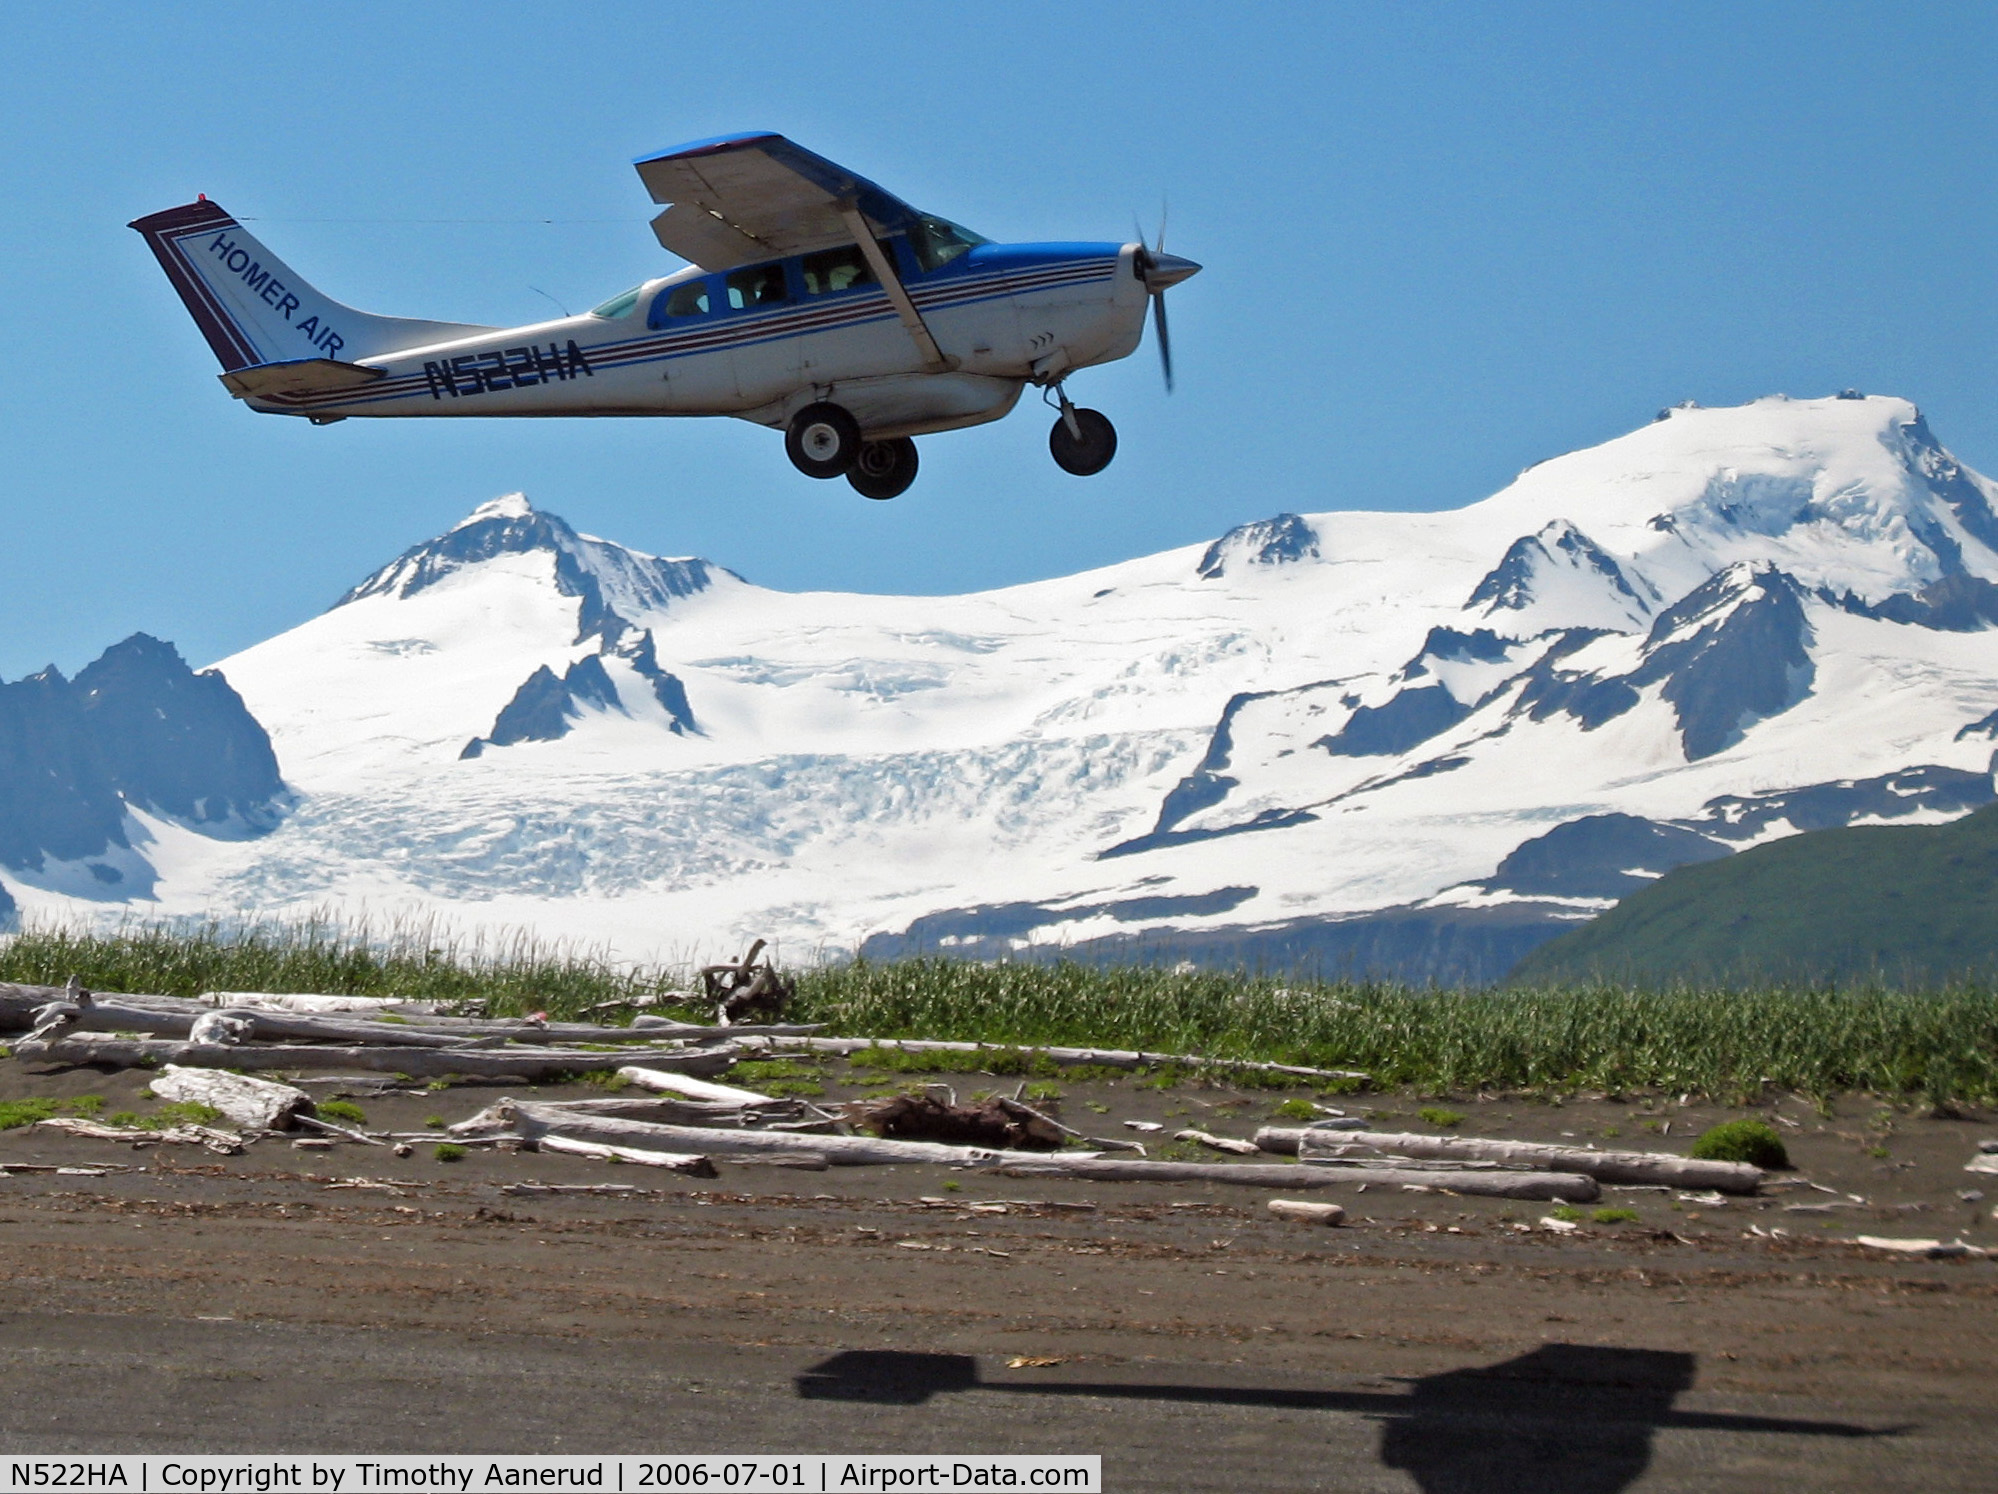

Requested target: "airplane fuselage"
[{"left": 253, "top": 237, "right": 1150, "bottom": 439}]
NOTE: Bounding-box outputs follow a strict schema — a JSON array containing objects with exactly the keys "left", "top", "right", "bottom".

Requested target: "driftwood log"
[
  {"left": 35, "top": 1117, "right": 244, "bottom": 1154},
  {"left": 0, "top": 983, "right": 812, "bottom": 1046},
  {"left": 149, "top": 1065, "right": 316, "bottom": 1131},
  {"left": 12, "top": 1033, "right": 746, "bottom": 1081},
  {"left": 1268, "top": 1199, "right": 1345, "bottom": 1225},
  {"left": 532, "top": 1134, "right": 718, "bottom": 1176},
  {"left": 985, "top": 1156, "right": 1600, "bottom": 1200},
  {"left": 699, "top": 939, "right": 795, "bottom": 1026},
  {"left": 614, "top": 1066, "right": 779, "bottom": 1104},
  {"left": 449, "top": 1094, "right": 811, "bottom": 1135},
  {"left": 501, "top": 1101, "right": 1031, "bottom": 1168},
  {"left": 1178, "top": 1128, "right": 1262, "bottom": 1156},
  {"left": 1255, "top": 1126, "right": 1763, "bottom": 1194},
  {"left": 741, "top": 1035, "right": 1366, "bottom": 1084}
]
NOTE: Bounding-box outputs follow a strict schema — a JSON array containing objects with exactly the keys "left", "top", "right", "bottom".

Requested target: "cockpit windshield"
[
  {"left": 589, "top": 286, "right": 644, "bottom": 319},
  {"left": 907, "top": 216, "right": 989, "bottom": 272}
]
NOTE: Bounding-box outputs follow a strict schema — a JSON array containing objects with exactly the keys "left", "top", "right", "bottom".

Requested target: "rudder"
[{"left": 130, "top": 199, "right": 495, "bottom": 371}]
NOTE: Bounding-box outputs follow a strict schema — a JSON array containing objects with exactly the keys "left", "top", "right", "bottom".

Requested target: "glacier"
[{"left": 8, "top": 393, "right": 1997, "bottom": 979}]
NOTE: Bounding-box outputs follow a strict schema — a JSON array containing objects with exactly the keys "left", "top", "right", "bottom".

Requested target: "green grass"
[
  {"left": 433, "top": 1143, "right": 467, "bottom": 1162},
  {"left": 1417, "top": 1107, "right": 1466, "bottom": 1128},
  {"left": 0, "top": 1096, "right": 104, "bottom": 1130},
  {"left": 1689, "top": 1119, "right": 1791, "bottom": 1169},
  {"left": 1270, "top": 1098, "right": 1319, "bottom": 1121},
  {"left": 316, "top": 1100, "right": 368, "bottom": 1126},
  {"left": 1591, "top": 1207, "right": 1640, "bottom": 1225},
  {"left": 0, "top": 914, "right": 686, "bottom": 1013},
  {"left": 1548, "top": 1205, "right": 1585, "bottom": 1223},
  {"left": 6, "top": 919, "right": 1998, "bottom": 1105},
  {"left": 148, "top": 1101, "right": 224, "bottom": 1128}
]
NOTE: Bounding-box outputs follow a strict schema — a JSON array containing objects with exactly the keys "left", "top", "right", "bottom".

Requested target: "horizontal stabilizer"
[{"left": 219, "top": 358, "right": 388, "bottom": 402}]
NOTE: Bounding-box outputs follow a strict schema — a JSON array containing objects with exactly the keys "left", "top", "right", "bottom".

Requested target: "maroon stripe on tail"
[{"left": 129, "top": 200, "right": 260, "bottom": 372}]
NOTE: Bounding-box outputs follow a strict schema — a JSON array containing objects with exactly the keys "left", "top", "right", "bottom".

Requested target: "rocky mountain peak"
[{"left": 334, "top": 495, "right": 743, "bottom": 647}]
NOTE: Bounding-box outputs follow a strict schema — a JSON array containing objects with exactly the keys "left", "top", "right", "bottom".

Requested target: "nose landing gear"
[{"left": 1045, "top": 384, "right": 1116, "bottom": 476}]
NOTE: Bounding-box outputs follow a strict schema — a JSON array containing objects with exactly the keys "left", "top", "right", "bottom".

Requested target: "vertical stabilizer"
[{"left": 129, "top": 200, "right": 496, "bottom": 371}]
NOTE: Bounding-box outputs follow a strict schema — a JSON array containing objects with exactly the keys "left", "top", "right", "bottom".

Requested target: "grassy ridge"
[
  {"left": 2, "top": 923, "right": 1994, "bottom": 1103},
  {"left": 1515, "top": 801, "right": 1998, "bottom": 987}
]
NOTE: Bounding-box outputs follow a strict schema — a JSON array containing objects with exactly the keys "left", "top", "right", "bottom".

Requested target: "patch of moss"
[{"left": 1688, "top": 1119, "right": 1789, "bottom": 1169}]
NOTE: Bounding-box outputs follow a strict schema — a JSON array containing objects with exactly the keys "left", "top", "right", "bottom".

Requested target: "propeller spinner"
[{"left": 1135, "top": 245, "right": 1201, "bottom": 391}]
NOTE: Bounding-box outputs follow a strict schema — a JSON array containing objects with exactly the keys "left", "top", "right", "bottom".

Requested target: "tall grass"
[
  {"left": 789, "top": 959, "right": 1998, "bottom": 1104},
  {"left": 4, "top": 921, "right": 1993, "bottom": 1103},
  {"left": 0, "top": 914, "right": 674, "bottom": 1012}
]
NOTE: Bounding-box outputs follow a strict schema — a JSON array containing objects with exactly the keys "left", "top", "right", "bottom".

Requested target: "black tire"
[
  {"left": 785, "top": 402, "right": 862, "bottom": 479},
  {"left": 1049, "top": 407, "right": 1117, "bottom": 476},
  {"left": 847, "top": 438, "right": 919, "bottom": 500}
]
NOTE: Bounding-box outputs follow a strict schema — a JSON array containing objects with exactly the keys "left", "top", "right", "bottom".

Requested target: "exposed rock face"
[
  {"left": 340, "top": 493, "right": 730, "bottom": 647},
  {"left": 1197, "top": 513, "right": 1320, "bottom": 578},
  {"left": 0, "top": 665, "right": 127, "bottom": 870},
  {"left": 72, "top": 633, "right": 283, "bottom": 827},
  {"left": 462, "top": 657, "right": 621, "bottom": 758},
  {"left": 1481, "top": 814, "right": 1733, "bottom": 900},
  {"left": 0, "top": 635, "right": 284, "bottom": 893},
  {"left": 460, "top": 631, "right": 700, "bottom": 759},
  {"left": 1467, "top": 519, "right": 1650, "bottom": 623}
]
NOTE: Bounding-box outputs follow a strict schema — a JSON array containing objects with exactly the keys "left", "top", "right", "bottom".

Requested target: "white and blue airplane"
[{"left": 132, "top": 133, "right": 1199, "bottom": 499}]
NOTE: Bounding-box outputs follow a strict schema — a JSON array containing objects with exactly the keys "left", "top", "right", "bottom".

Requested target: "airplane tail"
[{"left": 129, "top": 199, "right": 496, "bottom": 372}]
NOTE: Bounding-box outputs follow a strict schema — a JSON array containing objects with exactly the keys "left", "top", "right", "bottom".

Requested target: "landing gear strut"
[
  {"left": 1046, "top": 385, "right": 1116, "bottom": 476},
  {"left": 848, "top": 437, "right": 919, "bottom": 500}
]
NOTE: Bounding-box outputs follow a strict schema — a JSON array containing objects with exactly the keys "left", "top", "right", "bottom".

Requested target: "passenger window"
[
  {"left": 725, "top": 263, "right": 790, "bottom": 310},
  {"left": 800, "top": 245, "right": 875, "bottom": 295},
  {"left": 663, "top": 282, "right": 709, "bottom": 317}
]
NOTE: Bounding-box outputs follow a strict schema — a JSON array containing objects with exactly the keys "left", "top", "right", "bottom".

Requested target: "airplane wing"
[{"left": 631, "top": 133, "right": 926, "bottom": 270}]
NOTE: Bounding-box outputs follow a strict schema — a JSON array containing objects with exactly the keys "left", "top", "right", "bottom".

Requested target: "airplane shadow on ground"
[{"left": 796, "top": 1343, "right": 1897, "bottom": 1493}]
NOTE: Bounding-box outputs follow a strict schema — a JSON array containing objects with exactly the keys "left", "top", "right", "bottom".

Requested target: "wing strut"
[{"left": 839, "top": 206, "right": 952, "bottom": 375}]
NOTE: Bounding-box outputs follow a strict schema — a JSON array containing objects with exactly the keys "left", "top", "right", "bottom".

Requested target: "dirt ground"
[{"left": 1, "top": 1060, "right": 1994, "bottom": 1490}]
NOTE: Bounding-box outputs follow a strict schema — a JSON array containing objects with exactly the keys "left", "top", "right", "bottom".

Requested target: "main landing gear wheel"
[
  {"left": 1049, "top": 407, "right": 1117, "bottom": 476},
  {"left": 785, "top": 402, "right": 862, "bottom": 478},
  {"left": 847, "top": 437, "right": 919, "bottom": 500}
]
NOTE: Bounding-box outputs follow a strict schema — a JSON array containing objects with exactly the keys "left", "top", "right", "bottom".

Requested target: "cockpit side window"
[
  {"left": 588, "top": 286, "right": 644, "bottom": 319},
  {"left": 907, "top": 216, "right": 989, "bottom": 273},
  {"left": 647, "top": 279, "right": 712, "bottom": 330},
  {"left": 725, "top": 263, "right": 790, "bottom": 310},
  {"left": 800, "top": 245, "right": 875, "bottom": 295}
]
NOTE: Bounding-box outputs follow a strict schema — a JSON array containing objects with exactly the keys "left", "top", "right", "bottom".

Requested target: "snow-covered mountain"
[{"left": 10, "top": 394, "right": 1997, "bottom": 979}]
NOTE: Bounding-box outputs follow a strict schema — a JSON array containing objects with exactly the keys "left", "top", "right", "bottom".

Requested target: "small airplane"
[{"left": 131, "top": 133, "right": 1199, "bottom": 500}]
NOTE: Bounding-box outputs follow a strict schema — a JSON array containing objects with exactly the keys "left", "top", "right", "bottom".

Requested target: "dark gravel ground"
[{"left": 0, "top": 1062, "right": 1993, "bottom": 1490}]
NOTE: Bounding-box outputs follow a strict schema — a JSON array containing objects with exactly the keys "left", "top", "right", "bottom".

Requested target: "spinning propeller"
[{"left": 1134, "top": 212, "right": 1200, "bottom": 392}]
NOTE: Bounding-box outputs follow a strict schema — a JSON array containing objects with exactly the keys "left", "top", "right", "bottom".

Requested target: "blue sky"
[{"left": 1, "top": 2, "right": 1991, "bottom": 677}]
